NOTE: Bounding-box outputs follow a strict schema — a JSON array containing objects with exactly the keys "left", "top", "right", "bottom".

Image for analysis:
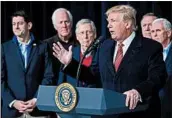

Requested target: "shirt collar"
[
  {"left": 164, "top": 41, "right": 171, "bottom": 52},
  {"left": 12, "top": 33, "right": 35, "bottom": 46},
  {"left": 117, "top": 31, "right": 135, "bottom": 47}
]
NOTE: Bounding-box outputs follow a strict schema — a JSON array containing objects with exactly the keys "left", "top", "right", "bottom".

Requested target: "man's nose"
[
  {"left": 62, "top": 22, "right": 67, "bottom": 27},
  {"left": 107, "top": 23, "right": 111, "bottom": 28},
  {"left": 145, "top": 25, "right": 150, "bottom": 31},
  {"left": 15, "top": 24, "right": 20, "bottom": 29},
  {"left": 152, "top": 32, "right": 157, "bottom": 38}
]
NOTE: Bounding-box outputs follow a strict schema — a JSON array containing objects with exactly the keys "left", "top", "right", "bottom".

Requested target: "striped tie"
[{"left": 114, "top": 43, "right": 124, "bottom": 71}]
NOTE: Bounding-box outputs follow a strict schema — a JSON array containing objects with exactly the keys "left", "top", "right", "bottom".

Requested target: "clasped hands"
[{"left": 13, "top": 98, "right": 37, "bottom": 113}]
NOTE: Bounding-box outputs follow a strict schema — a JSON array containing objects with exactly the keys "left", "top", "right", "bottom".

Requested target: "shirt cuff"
[{"left": 9, "top": 100, "right": 16, "bottom": 108}]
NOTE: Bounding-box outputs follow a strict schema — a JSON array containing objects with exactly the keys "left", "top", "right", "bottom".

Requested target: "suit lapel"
[
  {"left": 105, "top": 40, "right": 117, "bottom": 77},
  {"left": 165, "top": 44, "right": 172, "bottom": 64},
  {"left": 165, "top": 44, "right": 172, "bottom": 72},
  {"left": 116, "top": 35, "right": 142, "bottom": 76},
  {"left": 11, "top": 41, "right": 26, "bottom": 71},
  {"left": 26, "top": 41, "right": 38, "bottom": 71}
]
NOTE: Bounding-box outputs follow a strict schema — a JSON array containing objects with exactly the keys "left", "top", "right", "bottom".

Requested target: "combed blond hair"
[{"left": 106, "top": 5, "right": 137, "bottom": 31}]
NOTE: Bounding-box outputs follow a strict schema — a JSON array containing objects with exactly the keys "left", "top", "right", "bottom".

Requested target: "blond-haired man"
[{"left": 53, "top": 5, "right": 167, "bottom": 118}]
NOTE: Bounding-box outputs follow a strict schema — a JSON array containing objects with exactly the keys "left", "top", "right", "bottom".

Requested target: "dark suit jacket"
[
  {"left": 165, "top": 44, "right": 172, "bottom": 76},
  {"left": 44, "top": 35, "right": 78, "bottom": 85},
  {"left": 159, "top": 43, "right": 172, "bottom": 99},
  {"left": 161, "top": 76, "right": 172, "bottom": 118},
  {"left": 1, "top": 35, "right": 54, "bottom": 117},
  {"left": 64, "top": 34, "right": 167, "bottom": 118}
]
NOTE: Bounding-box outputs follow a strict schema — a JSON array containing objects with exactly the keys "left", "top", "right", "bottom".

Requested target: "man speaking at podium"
[{"left": 52, "top": 5, "right": 167, "bottom": 118}]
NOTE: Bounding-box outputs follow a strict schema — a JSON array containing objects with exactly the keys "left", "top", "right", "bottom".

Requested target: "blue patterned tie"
[{"left": 22, "top": 45, "right": 28, "bottom": 68}]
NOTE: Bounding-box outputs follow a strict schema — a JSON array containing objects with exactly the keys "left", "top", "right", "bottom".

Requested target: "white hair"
[
  {"left": 152, "top": 18, "right": 172, "bottom": 31},
  {"left": 51, "top": 8, "right": 73, "bottom": 30},
  {"left": 75, "top": 19, "right": 97, "bottom": 35}
]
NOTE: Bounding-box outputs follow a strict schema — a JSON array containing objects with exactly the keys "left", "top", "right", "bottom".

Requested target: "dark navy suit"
[
  {"left": 165, "top": 44, "right": 172, "bottom": 76},
  {"left": 161, "top": 75, "right": 172, "bottom": 118},
  {"left": 160, "top": 44, "right": 172, "bottom": 118},
  {"left": 1, "top": 35, "right": 54, "bottom": 118},
  {"left": 64, "top": 34, "right": 167, "bottom": 118},
  {"left": 159, "top": 44, "right": 172, "bottom": 101}
]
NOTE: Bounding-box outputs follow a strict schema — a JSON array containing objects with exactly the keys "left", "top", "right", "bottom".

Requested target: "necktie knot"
[{"left": 118, "top": 43, "right": 124, "bottom": 48}]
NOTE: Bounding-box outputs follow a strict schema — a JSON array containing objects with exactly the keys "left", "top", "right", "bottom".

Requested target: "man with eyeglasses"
[{"left": 55, "top": 18, "right": 100, "bottom": 88}]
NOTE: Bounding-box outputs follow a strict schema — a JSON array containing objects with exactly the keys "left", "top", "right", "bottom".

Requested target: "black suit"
[
  {"left": 64, "top": 33, "right": 167, "bottom": 118},
  {"left": 161, "top": 76, "right": 172, "bottom": 118},
  {"left": 44, "top": 35, "right": 78, "bottom": 85}
]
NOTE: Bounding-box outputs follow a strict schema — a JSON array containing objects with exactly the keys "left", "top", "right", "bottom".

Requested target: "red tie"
[{"left": 114, "top": 43, "right": 124, "bottom": 71}]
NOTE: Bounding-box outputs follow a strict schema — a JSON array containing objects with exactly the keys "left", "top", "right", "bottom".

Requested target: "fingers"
[
  {"left": 19, "top": 110, "right": 25, "bottom": 113},
  {"left": 69, "top": 45, "right": 73, "bottom": 53},
  {"left": 124, "top": 91, "right": 129, "bottom": 107},
  {"left": 53, "top": 43, "right": 61, "bottom": 53},
  {"left": 26, "top": 108, "right": 34, "bottom": 112},
  {"left": 123, "top": 90, "right": 140, "bottom": 110},
  {"left": 57, "top": 42, "right": 65, "bottom": 50}
]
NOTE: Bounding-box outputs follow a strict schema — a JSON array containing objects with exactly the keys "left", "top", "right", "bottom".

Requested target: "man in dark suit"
[
  {"left": 151, "top": 18, "right": 172, "bottom": 118},
  {"left": 58, "top": 19, "right": 101, "bottom": 118},
  {"left": 44, "top": 8, "right": 78, "bottom": 86},
  {"left": 151, "top": 18, "right": 172, "bottom": 76},
  {"left": 54, "top": 18, "right": 100, "bottom": 87},
  {"left": 52, "top": 5, "right": 167, "bottom": 118},
  {"left": 161, "top": 76, "right": 172, "bottom": 118},
  {"left": 1, "top": 10, "right": 54, "bottom": 118}
]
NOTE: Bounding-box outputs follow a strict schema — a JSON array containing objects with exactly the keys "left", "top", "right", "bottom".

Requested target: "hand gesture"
[
  {"left": 53, "top": 42, "right": 73, "bottom": 65},
  {"left": 123, "top": 89, "right": 141, "bottom": 110}
]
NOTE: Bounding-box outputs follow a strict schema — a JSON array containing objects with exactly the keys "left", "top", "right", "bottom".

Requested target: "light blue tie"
[{"left": 22, "top": 45, "right": 28, "bottom": 68}]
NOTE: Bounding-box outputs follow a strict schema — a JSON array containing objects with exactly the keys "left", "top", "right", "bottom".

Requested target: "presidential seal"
[{"left": 55, "top": 83, "right": 77, "bottom": 112}]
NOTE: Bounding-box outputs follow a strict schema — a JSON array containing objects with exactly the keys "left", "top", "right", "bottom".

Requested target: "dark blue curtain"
[{"left": 2, "top": 1, "right": 172, "bottom": 43}]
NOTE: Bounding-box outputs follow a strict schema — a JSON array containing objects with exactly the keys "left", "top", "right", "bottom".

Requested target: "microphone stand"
[{"left": 76, "top": 41, "right": 95, "bottom": 87}]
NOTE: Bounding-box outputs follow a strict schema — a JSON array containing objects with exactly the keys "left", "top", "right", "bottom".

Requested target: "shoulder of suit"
[
  {"left": 142, "top": 37, "right": 162, "bottom": 48},
  {"left": 2, "top": 40, "right": 13, "bottom": 47},
  {"left": 43, "top": 35, "right": 58, "bottom": 43},
  {"left": 101, "top": 38, "right": 114, "bottom": 46}
]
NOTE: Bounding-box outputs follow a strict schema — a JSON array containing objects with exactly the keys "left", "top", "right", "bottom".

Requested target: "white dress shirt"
[
  {"left": 113, "top": 32, "right": 136, "bottom": 62},
  {"left": 163, "top": 42, "right": 171, "bottom": 61}
]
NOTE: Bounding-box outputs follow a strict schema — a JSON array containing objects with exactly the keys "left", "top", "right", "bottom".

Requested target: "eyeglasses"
[{"left": 78, "top": 31, "right": 94, "bottom": 35}]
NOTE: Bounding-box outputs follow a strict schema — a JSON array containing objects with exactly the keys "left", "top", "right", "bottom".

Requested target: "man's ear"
[
  {"left": 94, "top": 33, "right": 97, "bottom": 39},
  {"left": 125, "top": 20, "right": 132, "bottom": 29},
  {"left": 28, "top": 22, "right": 33, "bottom": 30},
  {"left": 76, "top": 34, "right": 80, "bottom": 41},
  {"left": 166, "top": 30, "right": 172, "bottom": 38}
]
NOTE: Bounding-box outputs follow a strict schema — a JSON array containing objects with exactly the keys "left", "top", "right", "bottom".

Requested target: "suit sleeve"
[
  {"left": 41, "top": 42, "right": 55, "bottom": 85},
  {"left": 1, "top": 45, "right": 16, "bottom": 106},
  {"left": 134, "top": 43, "right": 167, "bottom": 99},
  {"left": 34, "top": 43, "right": 55, "bottom": 98},
  {"left": 63, "top": 50, "right": 101, "bottom": 86}
]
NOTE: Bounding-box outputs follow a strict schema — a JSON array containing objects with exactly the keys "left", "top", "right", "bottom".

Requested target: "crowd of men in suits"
[{"left": 1, "top": 4, "right": 171, "bottom": 118}]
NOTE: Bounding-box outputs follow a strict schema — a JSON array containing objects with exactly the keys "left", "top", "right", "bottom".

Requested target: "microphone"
[
  {"left": 85, "top": 36, "right": 104, "bottom": 54},
  {"left": 76, "top": 36, "right": 104, "bottom": 87}
]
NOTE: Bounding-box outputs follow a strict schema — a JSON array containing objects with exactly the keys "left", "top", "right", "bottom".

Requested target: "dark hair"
[{"left": 12, "top": 10, "right": 31, "bottom": 23}]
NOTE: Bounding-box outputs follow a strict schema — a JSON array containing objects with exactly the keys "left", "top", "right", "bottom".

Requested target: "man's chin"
[{"left": 15, "top": 34, "right": 22, "bottom": 37}]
